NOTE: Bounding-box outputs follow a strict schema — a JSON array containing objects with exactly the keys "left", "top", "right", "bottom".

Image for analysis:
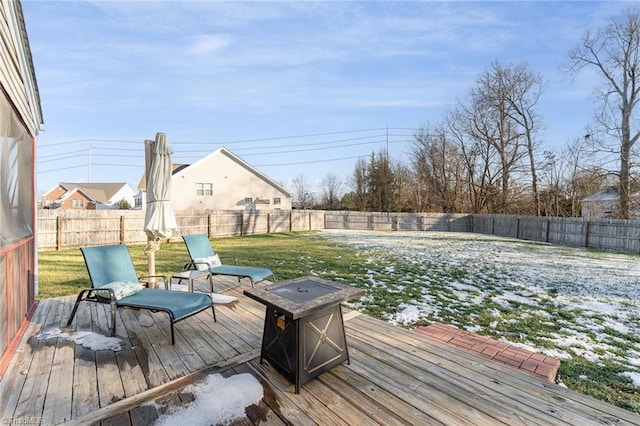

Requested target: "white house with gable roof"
[{"left": 138, "top": 147, "right": 292, "bottom": 211}]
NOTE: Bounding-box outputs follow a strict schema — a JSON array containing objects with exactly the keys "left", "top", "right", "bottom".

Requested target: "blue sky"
[{"left": 22, "top": 1, "right": 634, "bottom": 196}]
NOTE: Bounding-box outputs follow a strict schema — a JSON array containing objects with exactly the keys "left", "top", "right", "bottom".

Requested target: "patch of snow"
[
  {"left": 35, "top": 328, "right": 124, "bottom": 351},
  {"left": 210, "top": 293, "right": 237, "bottom": 304},
  {"left": 319, "top": 229, "right": 640, "bottom": 374},
  {"left": 619, "top": 372, "right": 640, "bottom": 387},
  {"left": 154, "top": 373, "right": 263, "bottom": 426}
]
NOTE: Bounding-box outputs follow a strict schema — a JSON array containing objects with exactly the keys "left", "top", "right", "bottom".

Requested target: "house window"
[
  {"left": 273, "top": 197, "right": 281, "bottom": 205},
  {"left": 73, "top": 199, "right": 84, "bottom": 208},
  {"left": 245, "top": 197, "right": 253, "bottom": 205},
  {"left": 196, "top": 182, "right": 213, "bottom": 196}
]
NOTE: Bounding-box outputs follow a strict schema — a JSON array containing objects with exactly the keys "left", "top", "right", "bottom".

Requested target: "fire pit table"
[{"left": 244, "top": 276, "right": 364, "bottom": 394}]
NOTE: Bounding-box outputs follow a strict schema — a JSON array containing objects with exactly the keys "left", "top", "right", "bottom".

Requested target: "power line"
[
  {"left": 253, "top": 154, "right": 369, "bottom": 167},
  {"left": 92, "top": 163, "right": 144, "bottom": 168},
  {"left": 36, "top": 127, "right": 393, "bottom": 148},
  {"left": 240, "top": 139, "right": 388, "bottom": 157},
  {"left": 38, "top": 149, "right": 89, "bottom": 163},
  {"left": 38, "top": 164, "right": 87, "bottom": 174},
  {"left": 177, "top": 127, "right": 389, "bottom": 145},
  {"left": 35, "top": 127, "right": 421, "bottom": 179}
]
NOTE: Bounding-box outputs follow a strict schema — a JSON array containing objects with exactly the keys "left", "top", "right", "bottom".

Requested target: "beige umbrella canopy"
[{"left": 144, "top": 132, "right": 178, "bottom": 283}]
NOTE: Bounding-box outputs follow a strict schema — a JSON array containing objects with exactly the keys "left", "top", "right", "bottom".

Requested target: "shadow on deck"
[{"left": 1, "top": 277, "right": 638, "bottom": 425}]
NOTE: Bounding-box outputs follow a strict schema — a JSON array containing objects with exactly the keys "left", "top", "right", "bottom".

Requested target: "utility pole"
[{"left": 386, "top": 123, "right": 389, "bottom": 155}]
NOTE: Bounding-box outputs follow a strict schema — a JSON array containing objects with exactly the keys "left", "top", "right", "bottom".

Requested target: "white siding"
[
  {"left": 106, "top": 184, "right": 136, "bottom": 209},
  {"left": 0, "top": 1, "right": 43, "bottom": 137},
  {"left": 170, "top": 150, "right": 291, "bottom": 211}
]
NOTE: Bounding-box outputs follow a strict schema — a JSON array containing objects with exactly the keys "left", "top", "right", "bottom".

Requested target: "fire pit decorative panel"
[{"left": 244, "top": 276, "right": 364, "bottom": 393}]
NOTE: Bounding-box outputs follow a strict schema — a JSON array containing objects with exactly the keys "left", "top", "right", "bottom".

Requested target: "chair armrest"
[
  {"left": 218, "top": 255, "right": 238, "bottom": 265},
  {"left": 79, "top": 287, "right": 115, "bottom": 302}
]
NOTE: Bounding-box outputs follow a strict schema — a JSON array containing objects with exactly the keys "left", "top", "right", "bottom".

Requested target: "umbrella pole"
[
  {"left": 145, "top": 139, "right": 157, "bottom": 288},
  {"left": 148, "top": 240, "right": 156, "bottom": 287}
]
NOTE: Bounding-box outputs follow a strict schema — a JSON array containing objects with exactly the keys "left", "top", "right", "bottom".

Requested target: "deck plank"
[
  {"left": 347, "top": 321, "right": 550, "bottom": 425},
  {"left": 120, "top": 308, "right": 172, "bottom": 388},
  {"left": 350, "top": 313, "right": 640, "bottom": 424},
  {"left": 0, "top": 297, "right": 53, "bottom": 422},
  {"left": 2, "top": 277, "right": 639, "bottom": 426},
  {"left": 40, "top": 335, "right": 74, "bottom": 423},
  {"left": 317, "top": 366, "right": 440, "bottom": 425},
  {"left": 70, "top": 298, "right": 99, "bottom": 419},
  {"left": 12, "top": 297, "right": 65, "bottom": 423},
  {"left": 249, "top": 358, "right": 354, "bottom": 426}
]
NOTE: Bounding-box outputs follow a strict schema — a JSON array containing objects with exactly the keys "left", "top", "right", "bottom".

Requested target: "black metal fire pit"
[{"left": 244, "top": 276, "right": 364, "bottom": 394}]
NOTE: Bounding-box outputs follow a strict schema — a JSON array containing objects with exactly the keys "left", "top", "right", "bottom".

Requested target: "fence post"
[
  {"left": 624, "top": 220, "right": 629, "bottom": 252},
  {"left": 309, "top": 212, "right": 312, "bottom": 230},
  {"left": 516, "top": 218, "right": 520, "bottom": 239},
  {"left": 240, "top": 212, "right": 244, "bottom": 236},
  {"left": 546, "top": 219, "right": 551, "bottom": 242},
  {"left": 583, "top": 221, "right": 590, "bottom": 247},
  {"left": 289, "top": 211, "right": 293, "bottom": 232},
  {"left": 267, "top": 213, "right": 271, "bottom": 234},
  {"left": 56, "top": 215, "right": 62, "bottom": 250},
  {"left": 207, "top": 213, "right": 212, "bottom": 237},
  {"left": 120, "top": 215, "right": 125, "bottom": 243}
]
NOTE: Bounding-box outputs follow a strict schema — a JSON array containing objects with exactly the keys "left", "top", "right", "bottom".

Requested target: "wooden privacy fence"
[
  {"left": 37, "top": 209, "right": 325, "bottom": 251},
  {"left": 471, "top": 214, "right": 640, "bottom": 254},
  {"left": 37, "top": 210, "right": 640, "bottom": 254}
]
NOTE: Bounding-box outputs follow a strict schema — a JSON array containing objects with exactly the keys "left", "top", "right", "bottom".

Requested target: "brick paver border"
[{"left": 414, "top": 322, "right": 560, "bottom": 382}]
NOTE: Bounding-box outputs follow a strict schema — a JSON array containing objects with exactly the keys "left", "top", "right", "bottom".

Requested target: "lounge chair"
[
  {"left": 180, "top": 234, "right": 275, "bottom": 289},
  {"left": 67, "top": 244, "right": 215, "bottom": 345}
]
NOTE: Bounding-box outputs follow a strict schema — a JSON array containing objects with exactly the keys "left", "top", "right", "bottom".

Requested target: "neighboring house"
[
  {"left": 582, "top": 187, "right": 640, "bottom": 218},
  {"left": 0, "top": 1, "right": 44, "bottom": 378},
  {"left": 138, "top": 147, "right": 292, "bottom": 211},
  {"left": 40, "top": 182, "right": 136, "bottom": 210}
]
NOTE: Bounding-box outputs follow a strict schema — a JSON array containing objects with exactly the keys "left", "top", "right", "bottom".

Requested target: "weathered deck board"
[
  {"left": 0, "top": 293, "right": 53, "bottom": 422},
  {"left": 351, "top": 313, "right": 640, "bottom": 424},
  {"left": 1, "top": 276, "right": 638, "bottom": 426}
]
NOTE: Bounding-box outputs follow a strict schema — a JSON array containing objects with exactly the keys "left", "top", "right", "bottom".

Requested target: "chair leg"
[
  {"left": 211, "top": 303, "right": 217, "bottom": 322},
  {"left": 66, "top": 290, "right": 90, "bottom": 327},
  {"left": 109, "top": 300, "right": 117, "bottom": 336},
  {"left": 208, "top": 273, "right": 215, "bottom": 293}
]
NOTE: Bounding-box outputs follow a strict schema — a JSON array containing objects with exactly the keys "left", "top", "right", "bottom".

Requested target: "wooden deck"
[{"left": 1, "top": 277, "right": 639, "bottom": 426}]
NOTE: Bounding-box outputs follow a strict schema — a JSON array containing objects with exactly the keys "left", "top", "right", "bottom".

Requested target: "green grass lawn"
[{"left": 37, "top": 231, "right": 364, "bottom": 300}]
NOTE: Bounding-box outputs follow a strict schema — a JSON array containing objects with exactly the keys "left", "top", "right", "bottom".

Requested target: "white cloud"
[{"left": 188, "top": 34, "right": 233, "bottom": 56}]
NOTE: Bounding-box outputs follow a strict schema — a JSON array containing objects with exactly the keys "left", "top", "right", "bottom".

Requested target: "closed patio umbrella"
[{"left": 144, "top": 132, "right": 178, "bottom": 285}]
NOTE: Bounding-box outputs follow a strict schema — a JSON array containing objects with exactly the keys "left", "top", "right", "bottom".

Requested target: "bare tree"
[
  {"left": 349, "top": 158, "right": 368, "bottom": 211},
  {"left": 411, "top": 126, "right": 465, "bottom": 213},
  {"left": 291, "top": 174, "right": 314, "bottom": 209},
  {"left": 447, "top": 106, "right": 502, "bottom": 214},
  {"left": 321, "top": 173, "right": 342, "bottom": 210},
  {"left": 469, "top": 64, "right": 531, "bottom": 213},
  {"left": 538, "top": 150, "right": 565, "bottom": 216},
  {"left": 567, "top": 6, "right": 640, "bottom": 218},
  {"left": 497, "top": 62, "right": 546, "bottom": 216},
  {"left": 392, "top": 162, "right": 416, "bottom": 212},
  {"left": 563, "top": 134, "right": 611, "bottom": 217}
]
